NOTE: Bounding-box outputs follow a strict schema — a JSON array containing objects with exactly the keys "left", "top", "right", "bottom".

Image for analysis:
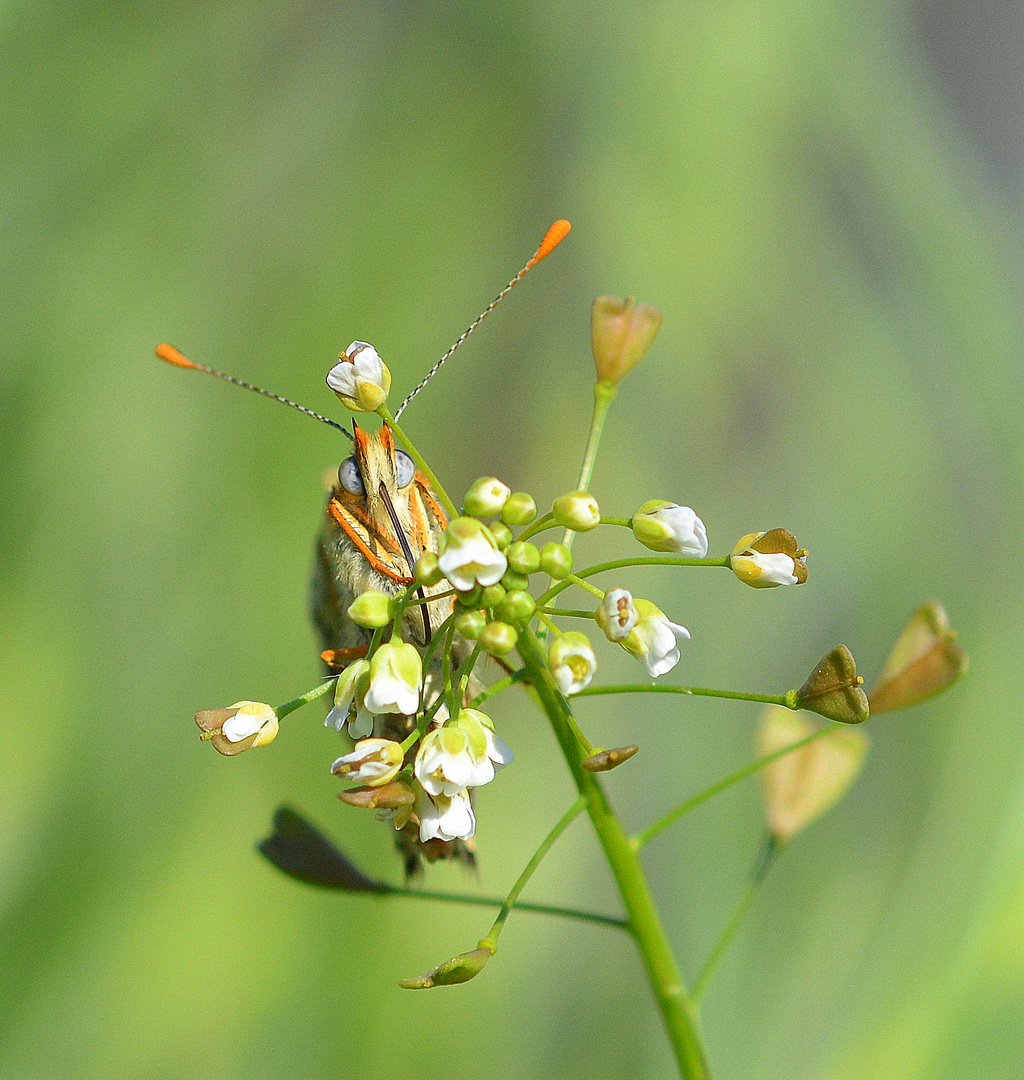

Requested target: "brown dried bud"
[
  {"left": 591, "top": 295, "right": 663, "bottom": 385},
  {"left": 337, "top": 779, "right": 416, "bottom": 810},
  {"left": 581, "top": 745, "right": 640, "bottom": 772}
]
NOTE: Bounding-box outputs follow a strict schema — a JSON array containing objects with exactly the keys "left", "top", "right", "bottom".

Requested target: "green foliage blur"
[{"left": 2, "top": 2, "right": 1022, "bottom": 1078}]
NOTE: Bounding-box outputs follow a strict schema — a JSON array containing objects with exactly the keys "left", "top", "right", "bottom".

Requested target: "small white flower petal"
[
  {"left": 221, "top": 712, "right": 262, "bottom": 742},
  {"left": 596, "top": 588, "right": 639, "bottom": 642}
]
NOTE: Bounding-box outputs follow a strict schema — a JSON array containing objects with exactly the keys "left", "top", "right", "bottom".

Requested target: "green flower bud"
[
  {"left": 480, "top": 621, "right": 519, "bottom": 657},
  {"left": 501, "top": 492, "right": 537, "bottom": 526},
  {"left": 456, "top": 584, "right": 483, "bottom": 608},
  {"left": 552, "top": 491, "right": 600, "bottom": 531},
  {"left": 501, "top": 569, "right": 530, "bottom": 593},
  {"left": 539, "top": 542, "right": 573, "bottom": 579},
  {"left": 479, "top": 583, "right": 507, "bottom": 609},
  {"left": 455, "top": 610, "right": 487, "bottom": 640},
  {"left": 413, "top": 552, "right": 443, "bottom": 587},
  {"left": 463, "top": 476, "right": 511, "bottom": 518},
  {"left": 490, "top": 522, "right": 513, "bottom": 550},
  {"left": 400, "top": 946, "right": 493, "bottom": 989},
  {"left": 347, "top": 590, "right": 393, "bottom": 629},
  {"left": 793, "top": 645, "right": 869, "bottom": 724},
  {"left": 496, "top": 590, "right": 536, "bottom": 627},
  {"left": 506, "top": 541, "right": 541, "bottom": 575}
]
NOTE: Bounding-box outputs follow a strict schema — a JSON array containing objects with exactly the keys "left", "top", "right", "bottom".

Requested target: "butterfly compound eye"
[
  {"left": 338, "top": 457, "right": 365, "bottom": 495},
  {"left": 394, "top": 449, "right": 415, "bottom": 489}
]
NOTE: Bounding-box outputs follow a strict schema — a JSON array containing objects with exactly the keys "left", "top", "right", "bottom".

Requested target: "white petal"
[
  {"left": 324, "top": 705, "right": 348, "bottom": 731},
  {"left": 221, "top": 712, "right": 261, "bottom": 742},
  {"left": 326, "top": 360, "right": 359, "bottom": 396},
  {"left": 347, "top": 707, "right": 374, "bottom": 739},
  {"left": 435, "top": 792, "right": 476, "bottom": 840},
  {"left": 756, "top": 553, "right": 799, "bottom": 586},
  {"left": 646, "top": 646, "right": 680, "bottom": 677},
  {"left": 485, "top": 730, "right": 514, "bottom": 769}
]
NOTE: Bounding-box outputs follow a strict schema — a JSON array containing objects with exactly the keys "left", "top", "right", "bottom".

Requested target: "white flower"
[
  {"left": 731, "top": 551, "right": 799, "bottom": 586},
  {"left": 363, "top": 641, "right": 422, "bottom": 715},
  {"left": 621, "top": 599, "right": 690, "bottom": 677},
  {"left": 631, "top": 501, "right": 708, "bottom": 556},
  {"left": 414, "top": 709, "right": 513, "bottom": 797},
  {"left": 595, "top": 588, "right": 639, "bottom": 642},
  {"left": 729, "top": 530, "right": 808, "bottom": 588},
  {"left": 416, "top": 786, "right": 476, "bottom": 842},
  {"left": 548, "top": 632, "right": 598, "bottom": 695},
  {"left": 325, "top": 341, "right": 391, "bottom": 412},
  {"left": 325, "top": 658, "right": 373, "bottom": 737},
  {"left": 218, "top": 701, "right": 278, "bottom": 746},
  {"left": 437, "top": 516, "right": 507, "bottom": 592},
  {"left": 331, "top": 738, "right": 405, "bottom": 787}
]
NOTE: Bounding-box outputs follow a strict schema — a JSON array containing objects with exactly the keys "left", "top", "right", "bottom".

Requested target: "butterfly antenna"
[
  {"left": 155, "top": 343, "right": 353, "bottom": 439},
  {"left": 393, "top": 219, "right": 571, "bottom": 420}
]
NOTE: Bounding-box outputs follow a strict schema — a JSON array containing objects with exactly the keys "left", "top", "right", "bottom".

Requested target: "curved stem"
[
  {"left": 480, "top": 796, "right": 589, "bottom": 949},
  {"left": 538, "top": 607, "right": 595, "bottom": 620},
  {"left": 518, "top": 628, "right": 712, "bottom": 1080},
  {"left": 469, "top": 667, "right": 528, "bottom": 707},
  {"left": 536, "top": 556, "right": 729, "bottom": 606},
  {"left": 692, "top": 835, "right": 778, "bottom": 1002},
  {"left": 634, "top": 728, "right": 830, "bottom": 850},
  {"left": 518, "top": 511, "right": 556, "bottom": 543},
  {"left": 576, "top": 684, "right": 792, "bottom": 708},
  {"left": 275, "top": 678, "right": 335, "bottom": 719},
  {"left": 382, "top": 881, "right": 626, "bottom": 930}
]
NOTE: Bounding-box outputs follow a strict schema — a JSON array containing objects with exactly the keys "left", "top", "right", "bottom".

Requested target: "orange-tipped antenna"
[
  {"left": 155, "top": 343, "right": 352, "bottom": 438},
  {"left": 393, "top": 219, "right": 572, "bottom": 420}
]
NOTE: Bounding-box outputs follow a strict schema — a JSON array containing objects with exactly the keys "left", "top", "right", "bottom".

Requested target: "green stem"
[
  {"left": 566, "top": 573, "right": 604, "bottom": 599},
  {"left": 576, "top": 684, "right": 792, "bottom": 708},
  {"left": 275, "top": 679, "right": 335, "bottom": 719},
  {"left": 518, "top": 627, "right": 712, "bottom": 1080},
  {"left": 381, "top": 882, "right": 627, "bottom": 930},
  {"left": 440, "top": 618, "right": 459, "bottom": 717},
  {"left": 518, "top": 511, "right": 556, "bottom": 543},
  {"left": 692, "top": 835, "right": 779, "bottom": 1002},
  {"left": 537, "top": 556, "right": 729, "bottom": 606},
  {"left": 377, "top": 403, "right": 458, "bottom": 519},
  {"left": 469, "top": 667, "right": 528, "bottom": 707},
  {"left": 539, "top": 607, "right": 595, "bottom": 620},
  {"left": 457, "top": 642, "right": 483, "bottom": 703},
  {"left": 480, "top": 796, "right": 589, "bottom": 949},
  {"left": 634, "top": 729, "right": 831, "bottom": 850},
  {"left": 559, "top": 381, "right": 616, "bottom": 549}
]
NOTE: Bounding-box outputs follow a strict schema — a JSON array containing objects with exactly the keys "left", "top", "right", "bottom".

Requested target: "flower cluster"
[
  {"left": 177, "top": 234, "right": 966, "bottom": 1038},
  {"left": 193, "top": 285, "right": 820, "bottom": 864}
]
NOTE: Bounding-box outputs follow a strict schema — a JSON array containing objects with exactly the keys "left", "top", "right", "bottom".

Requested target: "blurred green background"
[{"left": 2, "top": 2, "right": 1022, "bottom": 1077}]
